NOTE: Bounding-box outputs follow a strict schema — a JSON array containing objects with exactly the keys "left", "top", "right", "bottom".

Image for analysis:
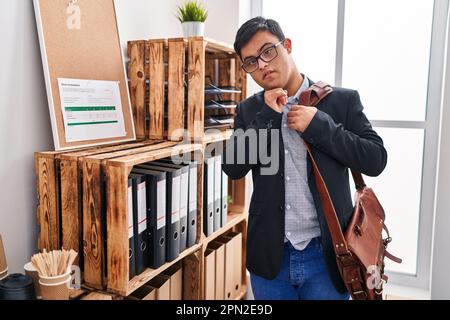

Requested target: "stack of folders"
[
  {"left": 128, "top": 173, "right": 149, "bottom": 277},
  {"left": 203, "top": 154, "right": 228, "bottom": 237},
  {"left": 126, "top": 264, "right": 183, "bottom": 300},
  {"left": 128, "top": 159, "right": 198, "bottom": 278}
]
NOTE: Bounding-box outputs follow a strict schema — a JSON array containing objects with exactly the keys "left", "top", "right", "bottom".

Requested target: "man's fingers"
[
  {"left": 290, "top": 105, "right": 307, "bottom": 111},
  {"left": 287, "top": 117, "right": 297, "bottom": 125},
  {"left": 265, "top": 88, "right": 288, "bottom": 110},
  {"left": 267, "top": 87, "right": 285, "bottom": 94},
  {"left": 277, "top": 95, "right": 288, "bottom": 106},
  {"left": 287, "top": 109, "right": 300, "bottom": 118},
  {"left": 269, "top": 88, "right": 287, "bottom": 96},
  {"left": 267, "top": 88, "right": 287, "bottom": 98}
]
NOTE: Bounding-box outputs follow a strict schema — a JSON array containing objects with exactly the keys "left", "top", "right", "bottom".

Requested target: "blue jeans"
[{"left": 250, "top": 237, "right": 350, "bottom": 300}]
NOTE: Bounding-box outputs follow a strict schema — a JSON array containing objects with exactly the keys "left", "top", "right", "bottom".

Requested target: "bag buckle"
[
  {"left": 352, "top": 290, "right": 368, "bottom": 300},
  {"left": 375, "top": 287, "right": 384, "bottom": 296},
  {"left": 337, "top": 251, "right": 352, "bottom": 260},
  {"left": 383, "top": 237, "right": 392, "bottom": 247}
]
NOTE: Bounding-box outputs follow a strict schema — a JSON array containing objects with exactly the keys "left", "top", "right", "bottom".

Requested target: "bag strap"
[
  {"left": 299, "top": 81, "right": 367, "bottom": 191},
  {"left": 299, "top": 81, "right": 334, "bottom": 106},
  {"left": 304, "top": 143, "right": 349, "bottom": 256},
  {"left": 299, "top": 80, "right": 366, "bottom": 256}
]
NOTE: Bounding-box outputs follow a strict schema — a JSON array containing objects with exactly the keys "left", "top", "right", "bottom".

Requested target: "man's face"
[{"left": 240, "top": 30, "right": 292, "bottom": 90}]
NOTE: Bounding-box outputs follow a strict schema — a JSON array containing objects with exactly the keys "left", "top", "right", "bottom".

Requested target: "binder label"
[
  {"left": 157, "top": 180, "right": 166, "bottom": 230},
  {"left": 172, "top": 175, "right": 181, "bottom": 223},
  {"left": 137, "top": 181, "right": 147, "bottom": 234},
  {"left": 180, "top": 172, "right": 189, "bottom": 218},
  {"left": 189, "top": 167, "right": 197, "bottom": 211},
  {"left": 128, "top": 185, "right": 133, "bottom": 239}
]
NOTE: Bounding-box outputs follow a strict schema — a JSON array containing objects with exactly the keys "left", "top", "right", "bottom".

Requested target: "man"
[{"left": 222, "top": 17, "right": 387, "bottom": 300}]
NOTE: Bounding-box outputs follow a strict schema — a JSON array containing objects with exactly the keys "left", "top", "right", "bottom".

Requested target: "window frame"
[{"left": 252, "top": 0, "right": 449, "bottom": 290}]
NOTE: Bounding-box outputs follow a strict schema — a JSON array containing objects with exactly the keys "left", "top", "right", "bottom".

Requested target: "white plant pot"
[{"left": 182, "top": 21, "right": 205, "bottom": 38}]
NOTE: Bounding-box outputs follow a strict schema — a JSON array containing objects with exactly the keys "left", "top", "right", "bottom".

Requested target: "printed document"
[{"left": 57, "top": 78, "right": 126, "bottom": 142}]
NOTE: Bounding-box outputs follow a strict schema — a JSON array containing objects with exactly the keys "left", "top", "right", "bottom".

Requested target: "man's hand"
[
  {"left": 287, "top": 105, "right": 318, "bottom": 133},
  {"left": 264, "top": 88, "right": 288, "bottom": 113}
]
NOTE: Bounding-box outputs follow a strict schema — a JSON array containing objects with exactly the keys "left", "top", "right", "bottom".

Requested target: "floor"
[{"left": 245, "top": 273, "right": 430, "bottom": 300}]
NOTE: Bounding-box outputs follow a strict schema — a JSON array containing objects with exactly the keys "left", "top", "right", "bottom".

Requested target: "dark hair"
[{"left": 234, "top": 16, "right": 285, "bottom": 58}]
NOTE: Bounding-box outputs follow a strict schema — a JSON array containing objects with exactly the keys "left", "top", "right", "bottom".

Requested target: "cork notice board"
[{"left": 34, "top": 0, "right": 136, "bottom": 150}]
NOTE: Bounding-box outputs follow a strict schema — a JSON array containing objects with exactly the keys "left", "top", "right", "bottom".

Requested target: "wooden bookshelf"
[{"left": 36, "top": 36, "right": 248, "bottom": 300}]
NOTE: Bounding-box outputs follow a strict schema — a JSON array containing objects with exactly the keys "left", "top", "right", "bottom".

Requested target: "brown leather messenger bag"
[{"left": 299, "top": 81, "right": 402, "bottom": 300}]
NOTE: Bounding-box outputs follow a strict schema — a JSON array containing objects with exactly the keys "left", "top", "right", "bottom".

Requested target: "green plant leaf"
[{"left": 176, "top": 1, "right": 208, "bottom": 22}]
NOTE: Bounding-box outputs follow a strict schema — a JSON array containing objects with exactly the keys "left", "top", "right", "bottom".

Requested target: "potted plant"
[{"left": 176, "top": 1, "right": 208, "bottom": 37}]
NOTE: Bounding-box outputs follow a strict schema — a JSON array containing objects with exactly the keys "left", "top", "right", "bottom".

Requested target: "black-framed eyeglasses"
[{"left": 241, "top": 40, "right": 285, "bottom": 73}]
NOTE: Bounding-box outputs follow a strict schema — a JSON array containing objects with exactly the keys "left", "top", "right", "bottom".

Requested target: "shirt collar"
[{"left": 287, "top": 75, "right": 309, "bottom": 105}]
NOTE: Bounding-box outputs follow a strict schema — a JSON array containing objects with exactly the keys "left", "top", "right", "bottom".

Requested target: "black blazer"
[{"left": 222, "top": 78, "right": 387, "bottom": 293}]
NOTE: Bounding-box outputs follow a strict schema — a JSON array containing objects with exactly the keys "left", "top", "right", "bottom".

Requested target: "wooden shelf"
[
  {"left": 104, "top": 142, "right": 205, "bottom": 295},
  {"left": 235, "top": 284, "right": 248, "bottom": 300},
  {"left": 35, "top": 139, "right": 162, "bottom": 253},
  {"left": 107, "top": 143, "right": 203, "bottom": 167},
  {"left": 125, "top": 243, "right": 202, "bottom": 296},
  {"left": 204, "top": 37, "right": 236, "bottom": 55},
  {"left": 69, "top": 288, "right": 88, "bottom": 300},
  {"left": 37, "top": 139, "right": 247, "bottom": 300},
  {"left": 202, "top": 129, "right": 233, "bottom": 145},
  {"left": 144, "top": 37, "right": 235, "bottom": 55},
  {"left": 37, "top": 36, "right": 248, "bottom": 301},
  {"left": 127, "top": 36, "right": 245, "bottom": 142},
  {"left": 204, "top": 213, "right": 246, "bottom": 245}
]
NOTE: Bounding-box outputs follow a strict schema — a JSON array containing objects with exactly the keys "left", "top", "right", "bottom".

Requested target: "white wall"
[
  {"left": 115, "top": 0, "right": 182, "bottom": 56},
  {"left": 0, "top": 0, "right": 53, "bottom": 274},
  {"left": 431, "top": 8, "right": 450, "bottom": 300},
  {"left": 0, "top": 0, "right": 251, "bottom": 274},
  {"left": 115, "top": 0, "right": 244, "bottom": 56},
  {"left": 206, "top": 0, "right": 240, "bottom": 44}
]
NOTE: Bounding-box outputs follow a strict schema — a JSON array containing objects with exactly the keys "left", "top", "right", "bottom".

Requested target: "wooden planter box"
[
  {"left": 36, "top": 138, "right": 248, "bottom": 298},
  {"left": 35, "top": 140, "right": 157, "bottom": 256},
  {"left": 36, "top": 141, "right": 199, "bottom": 289},
  {"left": 127, "top": 37, "right": 247, "bottom": 142}
]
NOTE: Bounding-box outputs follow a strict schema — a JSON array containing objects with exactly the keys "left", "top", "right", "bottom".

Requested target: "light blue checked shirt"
[{"left": 282, "top": 76, "right": 321, "bottom": 251}]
